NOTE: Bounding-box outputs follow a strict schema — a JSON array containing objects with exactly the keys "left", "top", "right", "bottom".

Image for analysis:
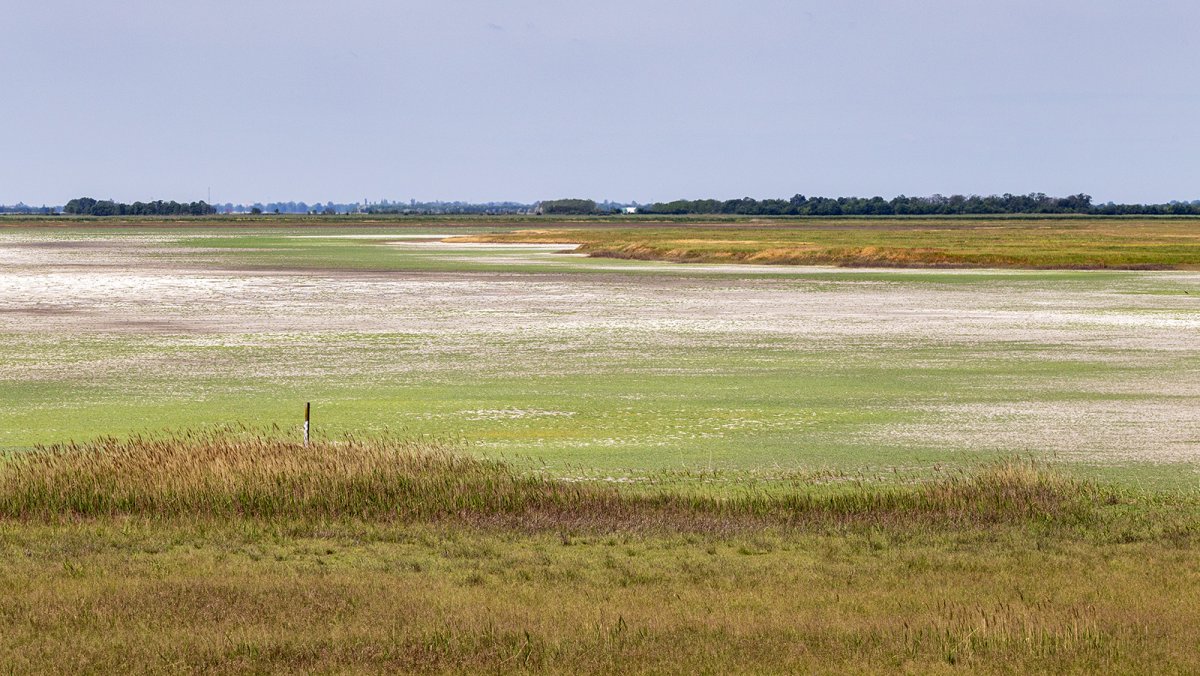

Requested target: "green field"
[{"left": 2, "top": 218, "right": 1199, "bottom": 671}]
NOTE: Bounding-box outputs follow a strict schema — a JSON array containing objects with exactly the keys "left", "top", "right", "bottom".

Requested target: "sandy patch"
[{"left": 867, "top": 400, "right": 1200, "bottom": 464}]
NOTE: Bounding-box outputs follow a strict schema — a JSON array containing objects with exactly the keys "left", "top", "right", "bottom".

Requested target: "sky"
[{"left": 2, "top": 0, "right": 1198, "bottom": 205}]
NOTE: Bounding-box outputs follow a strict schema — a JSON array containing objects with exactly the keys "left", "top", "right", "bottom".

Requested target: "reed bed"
[
  {"left": 0, "top": 429, "right": 580, "bottom": 521},
  {"left": 0, "top": 429, "right": 1102, "bottom": 528}
]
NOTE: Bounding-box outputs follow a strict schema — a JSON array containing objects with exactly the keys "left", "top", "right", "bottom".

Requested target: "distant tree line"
[
  {"left": 0, "top": 203, "right": 56, "bottom": 215},
  {"left": 63, "top": 197, "right": 216, "bottom": 216},
  {"left": 220, "top": 199, "right": 539, "bottom": 215},
  {"left": 365, "top": 199, "right": 535, "bottom": 215},
  {"left": 226, "top": 201, "right": 350, "bottom": 215},
  {"left": 637, "top": 193, "right": 1200, "bottom": 216},
  {"left": 9, "top": 193, "right": 1200, "bottom": 217}
]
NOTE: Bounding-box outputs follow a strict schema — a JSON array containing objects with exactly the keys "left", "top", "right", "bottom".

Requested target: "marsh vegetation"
[{"left": 1, "top": 431, "right": 1197, "bottom": 672}]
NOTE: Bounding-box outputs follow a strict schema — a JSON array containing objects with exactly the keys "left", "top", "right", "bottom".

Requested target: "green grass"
[{"left": 7, "top": 336, "right": 1192, "bottom": 485}]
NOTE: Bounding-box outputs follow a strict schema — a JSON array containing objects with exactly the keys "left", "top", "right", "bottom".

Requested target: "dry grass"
[
  {"left": 0, "top": 429, "right": 1102, "bottom": 531},
  {"left": 5, "top": 517, "right": 1197, "bottom": 673},
  {"left": 0, "top": 431, "right": 1196, "bottom": 672},
  {"left": 0, "top": 429, "right": 588, "bottom": 522},
  {"left": 448, "top": 218, "right": 1200, "bottom": 269},
  {"left": 597, "top": 242, "right": 1034, "bottom": 268}
]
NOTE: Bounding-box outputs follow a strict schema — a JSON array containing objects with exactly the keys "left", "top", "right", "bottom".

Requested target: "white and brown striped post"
[{"left": 304, "top": 402, "right": 311, "bottom": 447}]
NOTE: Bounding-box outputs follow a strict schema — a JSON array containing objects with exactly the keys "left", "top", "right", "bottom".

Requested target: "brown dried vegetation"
[
  {"left": 449, "top": 218, "right": 1200, "bottom": 269},
  {"left": 0, "top": 429, "right": 1101, "bottom": 531}
]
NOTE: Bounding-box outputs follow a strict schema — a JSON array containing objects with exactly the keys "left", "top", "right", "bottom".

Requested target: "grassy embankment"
[
  {"left": 2, "top": 430, "right": 1198, "bottom": 672},
  {"left": 447, "top": 217, "right": 1200, "bottom": 269}
]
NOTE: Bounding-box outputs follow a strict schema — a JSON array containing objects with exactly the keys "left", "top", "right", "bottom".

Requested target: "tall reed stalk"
[{"left": 0, "top": 429, "right": 1101, "bottom": 528}]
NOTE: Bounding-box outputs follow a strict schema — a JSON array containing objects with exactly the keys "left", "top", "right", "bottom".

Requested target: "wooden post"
[{"left": 304, "top": 402, "right": 311, "bottom": 447}]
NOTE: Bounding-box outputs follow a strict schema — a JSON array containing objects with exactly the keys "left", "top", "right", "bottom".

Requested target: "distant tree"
[
  {"left": 250, "top": 207, "right": 263, "bottom": 215},
  {"left": 59, "top": 196, "right": 215, "bottom": 216},
  {"left": 538, "top": 199, "right": 597, "bottom": 215},
  {"left": 89, "top": 200, "right": 119, "bottom": 216},
  {"left": 63, "top": 197, "right": 97, "bottom": 215}
]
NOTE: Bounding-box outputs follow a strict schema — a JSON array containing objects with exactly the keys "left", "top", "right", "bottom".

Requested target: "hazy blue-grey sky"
[{"left": 3, "top": 1, "right": 1197, "bottom": 205}]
